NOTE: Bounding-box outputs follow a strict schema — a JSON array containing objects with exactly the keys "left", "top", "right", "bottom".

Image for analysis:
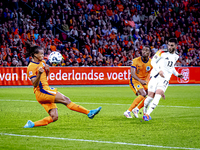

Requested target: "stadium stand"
[{"left": 0, "top": 0, "right": 200, "bottom": 67}]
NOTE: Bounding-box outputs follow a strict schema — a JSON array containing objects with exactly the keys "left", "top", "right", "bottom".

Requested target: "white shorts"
[{"left": 148, "top": 74, "right": 169, "bottom": 93}]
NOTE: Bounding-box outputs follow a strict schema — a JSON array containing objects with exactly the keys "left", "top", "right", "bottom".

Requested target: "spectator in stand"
[
  {"left": 47, "top": 15, "right": 56, "bottom": 31},
  {"left": 87, "top": 0, "right": 93, "bottom": 11},
  {"left": 0, "top": 0, "right": 200, "bottom": 67}
]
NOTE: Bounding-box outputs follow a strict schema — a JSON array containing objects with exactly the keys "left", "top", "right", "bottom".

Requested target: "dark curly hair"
[{"left": 25, "top": 41, "right": 42, "bottom": 58}]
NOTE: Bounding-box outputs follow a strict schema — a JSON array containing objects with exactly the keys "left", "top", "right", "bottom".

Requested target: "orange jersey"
[
  {"left": 131, "top": 56, "right": 152, "bottom": 81},
  {"left": 27, "top": 60, "right": 49, "bottom": 93}
]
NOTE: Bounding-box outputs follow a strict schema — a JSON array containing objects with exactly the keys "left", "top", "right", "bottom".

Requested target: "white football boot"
[
  {"left": 123, "top": 110, "right": 132, "bottom": 118},
  {"left": 132, "top": 107, "right": 139, "bottom": 118}
]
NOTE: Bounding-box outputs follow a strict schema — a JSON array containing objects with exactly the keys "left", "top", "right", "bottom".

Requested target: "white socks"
[
  {"left": 143, "top": 96, "right": 153, "bottom": 114},
  {"left": 147, "top": 94, "right": 161, "bottom": 115}
]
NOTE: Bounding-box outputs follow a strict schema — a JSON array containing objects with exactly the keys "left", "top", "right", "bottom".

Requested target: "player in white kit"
[{"left": 143, "top": 38, "right": 184, "bottom": 121}]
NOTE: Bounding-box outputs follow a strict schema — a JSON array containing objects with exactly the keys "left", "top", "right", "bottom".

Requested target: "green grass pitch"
[{"left": 0, "top": 86, "right": 200, "bottom": 150}]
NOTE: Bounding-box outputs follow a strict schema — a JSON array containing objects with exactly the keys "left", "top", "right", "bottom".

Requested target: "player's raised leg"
[{"left": 55, "top": 92, "right": 102, "bottom": 119}]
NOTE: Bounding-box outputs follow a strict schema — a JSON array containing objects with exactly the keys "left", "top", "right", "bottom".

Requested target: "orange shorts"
[
  {"left": 35, "top": 87, "right": 58, "bottom": 113},
  {"left": 129, "top": 78, "right": 148, "bottom": 96}
]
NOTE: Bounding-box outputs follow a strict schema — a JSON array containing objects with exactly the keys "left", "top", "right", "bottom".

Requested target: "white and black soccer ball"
[{"left": 49, "top": 51, "right": 62, "bottom": 64}]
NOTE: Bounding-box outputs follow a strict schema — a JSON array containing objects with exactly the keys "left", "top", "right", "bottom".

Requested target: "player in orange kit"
[
  {"left": 24, "top": 41, "right": 101, "bottom": 128},
  {"left": 124, "top": 46, "right": 152, "bottom": 118}
]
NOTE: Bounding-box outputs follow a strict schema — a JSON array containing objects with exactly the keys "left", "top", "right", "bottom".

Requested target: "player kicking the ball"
[
  {"left": 124, "top": 46, "right": 152, "bottom": 118},
  {"left": 24, "top": 42, "right": 101, "bottom": 128},
  {"left": 143, "top": 38, "right": 184, "bottom": 121}
]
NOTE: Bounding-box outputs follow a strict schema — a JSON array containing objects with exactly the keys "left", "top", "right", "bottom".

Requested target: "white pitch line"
[
  {"left": 0, "top": 99, "right": 200, "bottom": 109},
  {"left": 0, "top": 133, "right": 199, "bottom": 150},
  {"left": 0, "top": 100, "right": 36, "bottom": 103},
  {"left": 74, "top": 102, "right": 200, "bottom": 109}
]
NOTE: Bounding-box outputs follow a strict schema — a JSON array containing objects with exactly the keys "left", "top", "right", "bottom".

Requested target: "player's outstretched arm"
[
  {"left": 172, "top": 65, "right": 184, "bottom": 78},
  {"left": 172, "top": 66, "right": 184, "bottom": 78}
]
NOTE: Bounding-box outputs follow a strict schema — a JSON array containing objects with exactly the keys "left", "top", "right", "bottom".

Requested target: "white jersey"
[{"left": 150, "top": 49, "right": 179, "bottom": 81}]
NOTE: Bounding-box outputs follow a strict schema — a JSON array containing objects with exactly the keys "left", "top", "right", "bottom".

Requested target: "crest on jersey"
[
  {"left": 154, "top": 55, "right": 158, "bottom": 59},
  {"left": 29, "top": 71, "right": 33, "bottom": 76},
  {"left": 146, "top": 66, "right": 150, "bottom": 71},
  {"left": 42, "top": 63, "right": 45, "bottom": 67}
]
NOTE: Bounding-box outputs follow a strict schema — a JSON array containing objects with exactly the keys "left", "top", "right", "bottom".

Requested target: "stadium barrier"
[{"left": 0, "top": 67, "right": 199, "bottom": 86}]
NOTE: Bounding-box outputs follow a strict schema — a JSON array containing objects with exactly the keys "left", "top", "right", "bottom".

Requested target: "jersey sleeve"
[
  {"left": 172, "top": 67, "right": 179, "bottom": 77},
  {"left": 151, "top": 50, "right": 164, "bottom": 72},
  {"left": 172, "top": 54, "right": 179, "bottom": 77},
  {"left": 131, "top": 58, "right": 137, "bottom": 69},
  {"left": 27, "top": 65, "right": 37, "bottom": 80}
]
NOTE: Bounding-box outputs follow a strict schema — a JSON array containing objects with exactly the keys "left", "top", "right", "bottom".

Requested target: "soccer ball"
[{"left": 48, "top": 51, "right": 62, "bottom": 64}]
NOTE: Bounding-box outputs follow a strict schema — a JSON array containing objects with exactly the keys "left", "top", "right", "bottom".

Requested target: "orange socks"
[
  {"left": 34, "top": 116, "right": 53, "bottom": 127},
  {"left": 128, "top": 95, "right": 144, "bottom": 111},
  {"left": 33, "top": 102, "right": 89, "bottom": 127},
  {"left": 34, "top": 102, "right": 89, "bottom": 127},
  {"left": 138, "top": 98, "right": 145, "bottom": 110},
  {"left": 67, "top": 102, "right": 90, "bottom": 114}
]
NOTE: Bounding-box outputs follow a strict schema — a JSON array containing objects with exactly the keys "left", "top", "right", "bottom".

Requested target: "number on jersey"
[{"left": 167, "top": 61, "right": 173, "bottom": 67}]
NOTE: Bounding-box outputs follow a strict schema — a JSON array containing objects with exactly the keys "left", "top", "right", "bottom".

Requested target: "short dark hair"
[
  {"left": 144, "top": 45, "right": 151, "bottom": 52},
  {"left": 168, "top": 38, "right": 178, "bottom": 44}
]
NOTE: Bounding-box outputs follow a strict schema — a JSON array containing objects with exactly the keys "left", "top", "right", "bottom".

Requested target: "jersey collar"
[
  {"left": 31, "top": 61, "right": 40, "bottom": 64},
  {"left": 141, "top": 56, "right": 149, "bottom": 63}
]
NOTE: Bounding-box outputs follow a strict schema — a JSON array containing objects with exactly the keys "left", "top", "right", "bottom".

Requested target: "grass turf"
[{"left": 0, "top": 86, "right": 200, "bottom": 150}]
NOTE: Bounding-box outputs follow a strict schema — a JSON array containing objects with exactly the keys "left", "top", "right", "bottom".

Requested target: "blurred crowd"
[{"left": 0, "top": 0, "right": 200, "bottom": 67}]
